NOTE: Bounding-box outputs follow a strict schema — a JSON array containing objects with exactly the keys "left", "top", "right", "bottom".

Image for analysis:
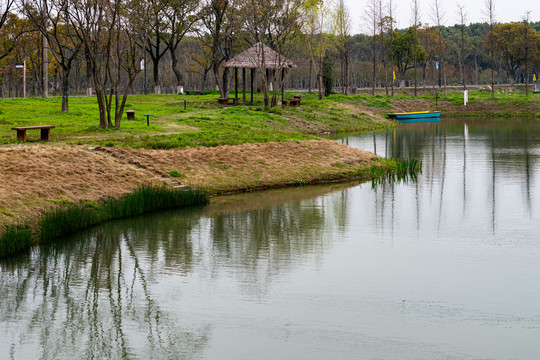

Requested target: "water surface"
[{"left": 1, "top": 118, "right": 540, "bottom": 359}]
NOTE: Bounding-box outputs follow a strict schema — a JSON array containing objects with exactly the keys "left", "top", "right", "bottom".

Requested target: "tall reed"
[
  {"left": 0, "top": 226, "right": 33, "bottom": 258},
  {"left": 371, "top": 158, "right": 422, "bottom": 187},
  {"left": 39, "top": 185, "right": 209, "bottom": 242}
]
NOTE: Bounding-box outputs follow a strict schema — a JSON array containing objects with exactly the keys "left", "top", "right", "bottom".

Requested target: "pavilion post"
[
  {"left": 234, "top": 67, "right": 238, "bottom": 105},
  {"left": 250, "top": 68, "right": 255, "bottom": 105},
  {"left": 242, "top": 68, "right": 246, "bottom": 105}
]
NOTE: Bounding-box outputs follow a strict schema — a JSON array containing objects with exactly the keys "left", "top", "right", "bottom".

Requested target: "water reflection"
[
  {"left": 0, "top": 182, "right": 359, "bottom": 359},
  {"left": 1, "top": 118, "right": 540, "bottom": 359},
  {"left": 0, "top": 209, "right": 211, "bottom": 359},
  {"left": 335, "top": 118, "right": 540, "bottom": 235}
]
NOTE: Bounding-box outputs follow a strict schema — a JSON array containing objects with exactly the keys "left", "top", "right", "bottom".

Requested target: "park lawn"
[{"left": 0, "top": 92, "right": 393, "bottom": 148}]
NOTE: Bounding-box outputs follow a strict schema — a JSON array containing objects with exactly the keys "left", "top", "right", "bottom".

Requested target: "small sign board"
[
  {"left": 15, "top": 63, "right": 24, "bottom": 69},
  {"left": 436, "top": 62, "right": 440, "bottom": 70}
]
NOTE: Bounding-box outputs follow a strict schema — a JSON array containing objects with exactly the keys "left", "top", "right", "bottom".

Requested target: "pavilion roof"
[{"left": 223, "top": 42, "right": 297, "bottom": 69}]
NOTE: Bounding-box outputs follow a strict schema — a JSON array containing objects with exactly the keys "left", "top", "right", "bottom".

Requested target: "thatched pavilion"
[{"left": 223, "top": 42, "right": 297, "bottom": 105}]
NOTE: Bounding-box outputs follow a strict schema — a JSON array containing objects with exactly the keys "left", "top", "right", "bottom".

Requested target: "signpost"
[
  {"left": 15, "top": 61, "right": 26, "bottom": 98},
  {"left": 436, "top": 61, "right": 441, "bottom": 87}
]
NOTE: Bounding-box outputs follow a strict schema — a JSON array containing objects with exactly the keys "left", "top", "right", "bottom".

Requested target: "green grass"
[
  {"left": 0, "top": 185, "right": 209, "bottom": 258},
  {"left": 39, "top": 185, "right": 209, "bottom": 242},
  {"left": 0, "top": 226, "right": 33, "bottom": 258},
  {"left": 0, "top": 92, "right": 392, "bottom": 148}
]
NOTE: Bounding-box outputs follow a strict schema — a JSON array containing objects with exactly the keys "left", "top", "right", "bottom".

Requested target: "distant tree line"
[{"left": 1, "top": 0, "right": 539, "bottom": 125}]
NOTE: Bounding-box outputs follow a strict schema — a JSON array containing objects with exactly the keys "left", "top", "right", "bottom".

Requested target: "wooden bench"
[
  {"left": 217, "top": 98, "right": 235, "bottom": 105},
  {"left": 126, "top": 110, "right": 135, "bottom": 120},
  {"left": 185, "top": 90, "right": 201, "bottom": 95},
  {"left": 282, "top": 98, "right": 301, "bottom": 106},
  {"left": 11, "top": 125, "right": 55, "bottom": 142}
]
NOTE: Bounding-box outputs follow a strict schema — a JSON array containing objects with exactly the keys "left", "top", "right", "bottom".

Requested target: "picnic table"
[
  {"left": 282, "top": 98, "right": 301, "bottom": 106},
  {"left": 217, "top": 98, "right": 235, "bottom": 105}
]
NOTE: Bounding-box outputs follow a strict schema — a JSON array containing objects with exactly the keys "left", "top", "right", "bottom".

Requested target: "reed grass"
[
  {"left": 40, "top": 185, "right": 209, "bottom": 242},
  {"left": 371, "top": 158, "right": 422, "bottom": 187},
  {"left": 0, "top": 226, "right": 33, "bottom": 258}
]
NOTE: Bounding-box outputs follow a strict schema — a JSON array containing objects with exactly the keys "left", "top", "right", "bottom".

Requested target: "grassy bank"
[
  {"left": 0, "top": 92, "right": 393, "bottom": 148},
  {"left": 372, "top": 88, "right": 540, "bottom": 118},
  {"left": 0, "top": 185, "right": 209, "bottom": 258},
  {"left": 1, "top": 90, "right": 537, "bottom": 148}
]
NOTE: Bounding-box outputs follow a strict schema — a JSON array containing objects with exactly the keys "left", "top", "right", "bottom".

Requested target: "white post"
[
  {"left": 23, "top": 60, "right": 26, "bottom": 98},
  {"left": 464, "top": 90, "right": 468, "bottom": 106}
]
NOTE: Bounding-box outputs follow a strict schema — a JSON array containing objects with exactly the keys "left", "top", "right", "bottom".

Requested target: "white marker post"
[
  {"left": 464, "top": 90, "right": 468, "bottom": 106},
  {"left": 15, "top": 61, "right": 26, "bottom": 98}
]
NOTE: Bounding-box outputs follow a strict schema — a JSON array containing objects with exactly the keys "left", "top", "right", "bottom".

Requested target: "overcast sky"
[{"left": 344, "top": 0, "right": 539, "bottom": 34}]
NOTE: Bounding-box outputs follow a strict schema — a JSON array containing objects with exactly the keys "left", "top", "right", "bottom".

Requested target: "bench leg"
[
  {"left": 16, "top": 130, "right": 26, "bottom": 142},
  {"left": 41, "top": 128, "right": 51, "bottom": 141}
]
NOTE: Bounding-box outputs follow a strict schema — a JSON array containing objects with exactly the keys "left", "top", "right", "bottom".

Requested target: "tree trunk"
[
  {"left": 170, "top": 46, "right": 185, "bottom": 92},
  {"left": 221, "top": 67, "right": 229, "bottom": 99},
  {"left": 95, "top": 89, "right": 107, "bottom": 128},
  {"left": 61, "top": 68, "right": 69, "bottom": 112},
  {"left": 308, "top": 59, "right": 313, "bottom": 93},
  {"left": 153, "top": 60, "right": 161, "bottom": 94},
  {"left": 318, "top": 71, "right": 323, "bottom": 100},
  {"left": 85, "top": 47, "right": 93, "bottom": 96}
]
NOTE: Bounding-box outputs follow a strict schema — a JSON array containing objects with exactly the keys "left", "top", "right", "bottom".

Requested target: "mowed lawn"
[{"left": 0, "top": 92, "right": 395, "bottom": 149}]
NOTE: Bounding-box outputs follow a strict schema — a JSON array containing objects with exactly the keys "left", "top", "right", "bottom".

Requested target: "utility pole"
[
  {"left": 42, "top": 4, "right": 48, "bottom": 98},
  {"left": 144, "top": 32, "right": 147, "bottom": 95},
  {"left": 15, "top": 61, "right": 26, "bottom": 97}
]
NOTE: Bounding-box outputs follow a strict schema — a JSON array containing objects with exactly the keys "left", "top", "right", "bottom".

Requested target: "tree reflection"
[
  {"left": 0, "top": 183, "right": 358, "bottom": 358},
  {"left": 0, "top": 208, "right": 210, "bottom": 359}
]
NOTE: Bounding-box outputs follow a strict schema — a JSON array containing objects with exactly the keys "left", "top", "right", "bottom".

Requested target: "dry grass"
[
  {"left": 0, "top": 144, "right": 157, "bottom": 230},
  {"left": 0, "top": 140, "right": 378, "bottom": 231},
  {"left": 96, "top": 139, "right": 378, "bottom": 193}
]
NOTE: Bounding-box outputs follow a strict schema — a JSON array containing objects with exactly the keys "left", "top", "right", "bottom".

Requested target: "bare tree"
[
  {"left": 70, "top": 0, "right": 142, "bottom": 128},
  {"left": 411, "top": 0, "right": 420, "bottom": 96},
  {"left": 483, "top": 0, "right": 495, "bottom": 98},
  {"left": 304, "top": 0, "right": 330, "bottom": 100},
  {"left": 244, "top": 0, "right": 304, "bottom": 106},
  {"left": 23, "top": 0, "right": 82, "bottom": 111},
  {"left": 457, "top": 4, "right": 466, "bottom": 90},
  {"left": 387, "top": 0, "right": 396, "bottom": 96},
  {"left": 0, "top": 0, "right": 26, "bottom": 60},
  {"left": 365, "top": 0, "right": 379, "bottom": 95},
  {"left": 162, "top": 0, "right": 200, "bottom": 94},
  {"left": 333, "top": 0, "right": 351, "bottom": 95},
  {"left": 199, "top": 0, "right": 238, "bottom": 99},
  {"left": 432, "top": 0, "right": 447, "bottom": 96},
  {"left": 523, "top": 11, "right": 530, "bottom": 96},
  {"left": 145, "top": 0, "right": 169, "bottom": 94},
  {"left": 378, "top": 0, "right": 387, "bottom": 94}
]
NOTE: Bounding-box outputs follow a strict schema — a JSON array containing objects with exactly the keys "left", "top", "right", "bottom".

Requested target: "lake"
[{"left": 1, "top": 118, "right": 539, "bottom": 359}]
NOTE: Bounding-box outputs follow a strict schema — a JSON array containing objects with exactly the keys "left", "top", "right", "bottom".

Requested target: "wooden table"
[{"left": 11, "top": 125, "right": 55, "bottom": 142}]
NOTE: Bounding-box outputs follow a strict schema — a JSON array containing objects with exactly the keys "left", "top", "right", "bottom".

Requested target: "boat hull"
[
  {"left": 388, "top": 111, "right": 441, "bottom": 120},
  {"left": 397, "top": 117, "right": 441, "bottom": 123}
]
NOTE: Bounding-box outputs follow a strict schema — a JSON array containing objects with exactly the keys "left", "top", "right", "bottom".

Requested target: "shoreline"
[
  {"left": 2, "top": 91, "right": 537, "bottom": 257},
  {"left": 0, "top": 139, "right": 405, "bottom": 257}
]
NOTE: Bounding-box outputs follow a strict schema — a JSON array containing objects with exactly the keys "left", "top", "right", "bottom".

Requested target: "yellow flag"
[
  {"left": 393, "top": 71, "right": 396, "bottom": 80},
  {"left": 534, "top": 74, "right": 537, "bottom": 82}
]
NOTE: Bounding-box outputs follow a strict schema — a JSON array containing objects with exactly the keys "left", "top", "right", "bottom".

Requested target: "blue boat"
[
  {"left": 387, "top": 110, "right": 441, "bottom": 120},
  {"left": 397, "top": 117, "right": 440, "bottom": 123}
]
